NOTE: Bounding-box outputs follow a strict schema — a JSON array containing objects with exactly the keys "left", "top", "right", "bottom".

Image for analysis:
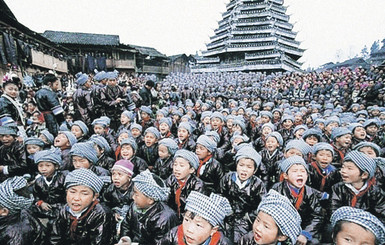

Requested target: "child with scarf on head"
[
  {"left": 330, "top": 206, "right": 385, "bottom": 245},
  {"left": 130, "top": 123, "right": 144, "bottom": 147},
  {"left": 49, "top": 168, "right": 114, "bottom": 245},
  {"left": 254, "top": 122, "right": 275, "bottom": 152},
  {"left": 116, "top": 110, "right": 135, "bottom": 137},
  {"left": 195, "top": 135, "right": 224, "bottom": 194},
  {"left": 220, "top": 145, "right": 266, "bottom": 243},
  {"left": 239, "top": 190, "right": 302, "bottom": 245},
  {"left": 136, "top": 127, "right": 160, "bottom": 170},
  {"left": 176, "top": 121, "right": 196, "bottom": 152},
  {"left": 138, "top": 106, "right": 154, "bottom": 132},
  {"left": 92, "top": 118, "right": 118, "bottom": 152},
  {"left": 153, "top": 138, "right": 179, "bottom": 180},
  {"left": 158, "top": 191, "right": 233, "bottom": 245},
  {"left": 39, "top": 129, "right": 55, "bottom": 149},
  {"left": 158, "top": 117, "right": 175, "bottom": 139},
  {"left": 88, "top": 135, "right": 115, "bottom": 171},
  {"left": 0, "top": 176, "right": 45, "bottom": 244},
  {"left": 70, "top": 120, "right": 89, "bottom": 143},
  {"left": 118, "top": 137, "right": 148, "bottom": 177},
  {"left": 220, "top": 132, "right": 249, "bottom": 172},
  {"left": 24, "top": 136, "right": 45, "bottom": 178},
  {"left": 32, "top": 148, "right": 67, "bottom": 220},
  {"left": 54, "top": 131, "right": 77, "bottom": 171},
  {"left": 331, "top": 151, "right": 385, "bottom": 224},
  {"left": 118, "top": 170, "right": 178, "bottom": 244},
  {"left": 271, "top": 156, "right": 324, "bottom": 244},
  {"left": 0, "top": 126, "right": 28, "bottom": 182},
  {"left": 330, "top": 127, "right": 352, "bottom": 169},
  {"left": 165, "top": 149, "right": 206, "bottom": 221},
  {"left": 278, "top": 115, "right": 295, "bottom": 144},
  {"left": 210, "top": 112, "right": 230, "bottom": 151}
]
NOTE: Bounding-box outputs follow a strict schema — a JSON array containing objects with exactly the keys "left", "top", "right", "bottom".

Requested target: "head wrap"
[
  {"left": 331, "top": 207, "right": 385, "bottom": 244},
  {"left": 93, "top": 71, "right": 106, "bottom": 81},
  {"left": 201, "top": 111, "right": 212, "bottom": 121},
  {"left": 144, "top": 127, "right": 160, "bottom": 139},
  {"left": 178, "top": 122, "right": 193, "bottom": 135},
  {"left": 72, "top": 120, "right": 89, "bottom": 136},
  {"left": 40, "top": 130, "right": 54, "bottom": 144},
  {"left": 122, "top": 110, "right": 135, "bottom": 121},
  {"left": 159, "top": 138, "right": 178, "bottom": 155},
  {"left": 112, "top": 159, "right": 134, "bottom": 176},
  {"left": 100, "top": 116, "right": 111, "bottom": 126},
  {"left": 24, "top": 137, "right": 45, "bottom": 147},
  {"left": 285, "top": 139, "right": 312, "bottom": 155},
  {"left": 0, "top": 176, "right": 33, "bottom": 213},
  {"left": 281, "top": 115, "right": 294, "bottom": 123},
  {"left": 230, "top": 132, "right": 249, "bottom": 144},
  {"left": 204, "top": 131, "right": 220, "bottom": 144},
  {"left": 76, "top": 73, "right": 89, "bottom": 86},
  {"left": 293, "top": 125, "right": 308, "bottom": 134},
  {"left": 174, "top": 149, "right": 199, "bottom": 170},
  {"left": 185, "top": 191, "right": 232, "bottom": 226},
  {"left": 280, "top": 156, "right": 309, "bottom": 173},
  {"left": 260, "top": 111, "right": 273, "bottom": 119},
  {"left": 159, "top": 117, "right": 172, "bottom": 129},
  {"left": 140, "top": 106, "right": 152, "bottom": 115},
  {"left": 257, "top": 190, "right": 302, "bottom": 245},
  {"left": 89, "top": 135, "right": 111, "bottom": 154},
  {"left": 130, "top": 123, "right": 143, "bottom": 132},
  {"left": 262, "top": 122, "right": 275, "bottom": 131},
  {"left": 211, "top": 111, "right": 225, "bottom": 122},
  {"left": 34, "top": 148, "right": 62, "bottom": 166},
  {"left": 70, "top": 142, "right": 99, "bottom": 164},
  {"left": 312, "top": 142, "right": 334, "bottom": 156},
  {"left": 233, "top": 119, "right": 246, "bottom": 132},
  {"left": 0, "top": 126, "right": 17, "bottom": 136},
  {"left": 348, "top": 123, "right": 364, "bottom": 133},
  {"left": 92, "top": 118, "right": 107, "bottom": 128},
  {"left": 121, "top": 137, "right": 138, "bottom": 153},
  {"left": 331, "top": 127, "right": 352, "bottom": 141},
  {"left": 196, "top": 135, "right": 216, "bottom": 153},
  {"left": 132, "top": 170, "right": 170, "bottom": 201},
  {"left": 353, "top": 142, "right": 381, "bottom": 157},
  {"left": 59, "top": 131, "right": 78, "bottom": 147},
  {"left": 344, "top": 151, "right": 376, "bottom": 178},
  {"left": 105, "top": 71, "right": 117, "bottom": 80},
  {"left": 65, "top": 168, "right": 104, "bottom": 193},
  {"left": 302, "top": 128, "right": 322, "bottom": 141},
  {"left": 266, "top": 132, "right": 283, "bottom": 146},
  {"left": 235, "top": 145, "right": 261, "bottom": 167},
  {"left": 363, "top": 119, "right": 379, "bottom": 128},
  {"left": 325, "top": 116, "right": 341, "bottom": 126}
]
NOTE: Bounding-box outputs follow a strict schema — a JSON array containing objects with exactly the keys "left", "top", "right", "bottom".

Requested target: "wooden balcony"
[{"left": 31, "top": 49, "right": 68, "bottom": 73}]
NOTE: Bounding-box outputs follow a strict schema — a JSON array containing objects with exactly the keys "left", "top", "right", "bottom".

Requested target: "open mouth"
[
  {"left": 254, "top": 232, "right": 262, "bottom": 241},
  {"left": 296, "top": 178, "right": 304, "bottom": 186}
]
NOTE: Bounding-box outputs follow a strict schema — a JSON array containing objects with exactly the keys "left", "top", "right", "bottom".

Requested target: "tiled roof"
[
  {"left": 130, "top": 44, "right": 167, "bottom": 59},
  {"left": 42, "top": 30, "right": 120, "bottom": 46}
]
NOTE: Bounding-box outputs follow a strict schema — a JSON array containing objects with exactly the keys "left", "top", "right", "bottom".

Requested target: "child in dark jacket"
[
  {"left": 220, "top": 145, "right": 266, "bottom": 243},
  {"left": 271, "top": 156, "right": 324, "bottom": 244},
  {"left": 54, "top": 131, "right": 77, "bottom": 171},
  {"left": 130, "top": 123, "right": 144, "bottom": 148},
  {"left": 24, "top": 136, "right": 45, "bottom": 178},
  {"left": 0, "top": 126, "right": 28, "bottom": 182},
  {"left": 89, "top": 135, "right": 115, "bottom": 170},
  {"left": 331, "top": 151, "right": 385, "bottom": 224},
  {"left": 33, "top": 148, "right": 67, "bottom": 219},
  {"left": 116, "top": 110, "right": 135, "bottom": 136},
  {"left": 92, "top": 118, "right": 118, "bottom": 152},
  {"left": 39, "top": 129, "right": 55, "bottom": 149},
  {"left": 119, "top": 170, "right": 178, "bottom": 244},
  {"left": 49, "top": 168, "right": 114, "bottom": 245},
  {"left": 158, "top": 117, "right": 175, "bottom": 139},
  {"left": 158, "top": 191, "right": 233, "bottom": 245},
  {"left": 138, "top": 105, "right": 154, "bottom": 131},
  {"left": 70, "top": 120, "right": 89, "bottom": 143},
  {"left": 153, "top": 138, "right": 179, "bottom": 180},
  {"left": 119, "top": 137, "right": 148, "bottom": 176},
  {"left": 176, "top": 121, "right": 196, "bottom": 151},
  {"left": 136, "top": 126, "right": 160, "bottom": 169},
  {"left": 166, "top": 149, "right": 206, "bottom": 220},
  {"left": 0, "top": 176, "right": 45, "bottom": 245}
]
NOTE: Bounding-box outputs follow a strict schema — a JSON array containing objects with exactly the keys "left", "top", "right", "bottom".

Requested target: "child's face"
[
  {"left": 121, "top": 144, "right": 134, "bottom": 159},
  {"left": 232, "top": 125, "right": 243, "bottom": 134},
  {"left": 26, "top": 144, "right": 42, "bottom": 155},
  {"left": 159, "top": 123, "right": 170, "bottom": 135},
  {"left": 305, "top": 135, "right": 318, "bottom": 146},
  {"left": 334, "top": 221, "right": 376, "bottom": 245},
  {"left": 253, "top": 211, "right": 286, "bottom": 245},
  {"left": 265, "top": 137, "right": 279, "bottom": 152},
  {"left": 173, "top": 157, "right": 194, "bottom": 181},
  {"left": 131, "top": 128, "right": 141, "bottom": 138},
  {"left": 120, "top": 115, "right": 131, "bottom": 125},
  {"left": 118, "top": 132, "right": 129, "bottom": 145},
  {"left": 284, "top": 148, "right": 303, "bottom": 158},
  {"left": 317, "top": 123, "right": 325, "bottom": 131},
  {"left": 54, "top": 134, "right": 70, "bottom": 148},
  {"left": 65, "top": 115, "right": 73, "bottom": 123},
  {"left": 284, "top": 164, "right": 308, "bottom": 189},
  {"left": 315, "top": 150, "right": 333, "bottom": 169},
  {"left": 141, "top": 112, "right": 150, "bottom": 120},
  {"left": 282, "top": 120, "right": 293, "bottom": 129},
  {"left": 39, "top": 134, "right": 49, "bottom": 144},
  {"left": 111, "top": 170, "right": 131, "bottom": 190},
  {"left": 93, "top": 125, "right": 105, "bottom": 135},
  {"left": 66, "top": 185, "right": 97, "bottom": 213},
  {"left": 294, "top": 129, "right": 305, "bottom": 139},
  {"left": 226, "top": 119, "right": 234, "bottom": 129},
  {"left": 237, "top": 158, "right": 255, "bottom": 181},
  {"left": 93, "top": 145, "right": 103, "bottom": 158},
  {"left": 195, "top": 144, "right": 211, "bottom": 160},
  {"left": 325, "top": 122, "right": 338, "bottom": 134},
  {"left": 210, "top": 118, "right": 223, "bottom": 130},
  {"left": 133, "top": 186, "right": 153, "bottom": 209},
  {"left": 144, "top": 132, "right": 157, "bottom": 147},
  {"left": 261, "top": 116, "right": 270, "bottom": 124},
  {"left": 72, "top": 156, "right": 91, "bottom": 169},
  {"left": 178, "top": 128, "right": 189, "bottom": 141},
  {"left": 158, "top": 144, "right": 170, "bottom": 159},
  {"left": 4, "top": 83, "right": 19, "bottom": 98},
  {"left": 335, "top": 134, "right": 352, "bottom": 149},
  {"left": 71, "top": 125, "right": 83, "bottom": 139},
  {"left": 156, "top": 113, "right": 164, "bottom": 121},
  {"left": 353, "top": 127, "right": 366, "bottom": 140},
  {"left": 341, "top": 161, "right": 368, "bottom": 185},
  {"left": 38, "top": 161, "right": 57, "bottom": 178},
  {"left": 182, "top": 211, "right": 217, "bottom": 245},
  {"left": 366, "top": 125, "right": 378, "bottom": 136},
  {"left": 358, "top": 146, "right": 377, "bottom": 159},
  {"left": 202, "top": 117, "right": 211, "bottom": 125},
  {"left": 0, "top": 134, "right": 15, "bottom": 146},
  {"left": 262, "top": 126, "right": 272, "bottom": 137}
]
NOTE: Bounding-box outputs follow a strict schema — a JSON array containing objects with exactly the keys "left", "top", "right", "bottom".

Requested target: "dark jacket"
[
  {"left": 197, "top": 157, "right": 225, "bottom": 194},
  {"left": 0, "top": 140, "right": 27, "bottom": 182},
  {"left": 101, "top": 182, "right": 134, "bottom": 211},
  {"left": 60, "top": 148, "right": 72, "bottom": 171},
  {"left": 72, "top": 87, "right": 94, "bottom": 125},
  {"left": 157, "top": 226, "right": 233, "bottom": 245},
  {"left": 137, "top": 143, "right": 159, "bottom": 167},
  {"left": 139, "top": 86, "right": 153, "bottom": 106},
  {"left": 95, "top": 154, "right": 115, "bottom": 171},
  {"left": 120, "top": 201, "right": 179, "bottom": 244},
  {"left": 220, "top": 172, "right": 266, "bottom": 243},
  {"left": 331, "top": 181, "right": 385, "bottom": 224},
  {"left": 176, "top": 137, "right": 196, "bottom": 152},
  {"left": 271, "top": 181, "right": 324, "bottom": 243},
  {"left": 238, "top": 231, "right": 290, "bottom": 245},
  {"left": 124, "top": 156, "right": 148, "bottom": 177},
  {"left": 308, "top": 161, "right": 341, "bottom": 194},
  {"left": 99, "top": 85, "right": 127, "bottom": 121},
  {"left": 166, "top": 174, "right": 206, "bottom": 219},
  {"left": 0, "top": 95, "right": 22, "bottom": 124},
  {"left": 0, "top": 209, "right": 45, "bottom": 245},
  {"left": 49, "top": 202, "right": 114, "bottom": 245},
  {"left": 259, "top": 148, "right": 284, "bottom": 189},
  {"left": 153, "top": 156, "right": 174, "bottom": 180}
]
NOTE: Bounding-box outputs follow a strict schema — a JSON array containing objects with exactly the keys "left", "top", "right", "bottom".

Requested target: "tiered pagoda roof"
[{"left": 192, "top": 0, "right": 304, "bottom": 73}]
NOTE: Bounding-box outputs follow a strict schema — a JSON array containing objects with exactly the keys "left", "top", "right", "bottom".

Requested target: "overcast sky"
[{"left": 4, "top": 0, "right": 385, "bottom": 69}]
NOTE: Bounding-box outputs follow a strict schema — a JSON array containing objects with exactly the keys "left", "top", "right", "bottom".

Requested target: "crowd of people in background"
[{"left": 0, "top": 64, "right": 384, "bottom": 245}]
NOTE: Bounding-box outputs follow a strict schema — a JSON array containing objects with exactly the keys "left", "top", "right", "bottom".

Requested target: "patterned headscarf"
[
  {"left": 0, "top": 176, "right": 34, "bottom": 214},
  {"left": 174, "top": 149, "right": 199, "bottom": 170},
  {"left": 132, "top": 170, "right": 170, "bottom": 201},
  {"left": 70, "top": 142, "right": 99, "bottom": 164},
  {"left": 65, "top": 168, "right": 104, "bottom": 193},
  {"left": 34, "top": 148, "right": 62, "bottom": 166}
]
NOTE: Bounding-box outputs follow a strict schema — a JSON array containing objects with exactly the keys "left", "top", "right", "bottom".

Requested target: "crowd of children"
[{"left": 0, "top": 65, "right": 384, "bottom": 245}]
